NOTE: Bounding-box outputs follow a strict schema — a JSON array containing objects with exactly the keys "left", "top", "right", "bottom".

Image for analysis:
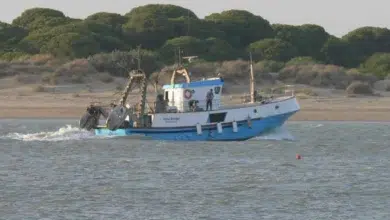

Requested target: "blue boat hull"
[{"left": 94, "top": 111, "right": 297, "bottom": 141}]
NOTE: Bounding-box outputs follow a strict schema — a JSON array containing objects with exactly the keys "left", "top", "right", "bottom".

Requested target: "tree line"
[{"left": 1, "top": 4, "right": 390, "bottom": 78}]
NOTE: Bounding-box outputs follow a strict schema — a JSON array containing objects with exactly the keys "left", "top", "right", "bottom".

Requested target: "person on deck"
[{"left": 206, "top": 89, "right": 214, "bottom": 111}]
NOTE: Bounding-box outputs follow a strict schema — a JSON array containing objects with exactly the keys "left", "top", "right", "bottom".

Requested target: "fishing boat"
[{"left": 79, "top": 53, "right": 300, "bottom": 141}]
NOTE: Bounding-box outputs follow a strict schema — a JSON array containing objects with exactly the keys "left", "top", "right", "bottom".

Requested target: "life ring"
[{"left": 184, "top": 89, "right": 192, "bottom": 99}]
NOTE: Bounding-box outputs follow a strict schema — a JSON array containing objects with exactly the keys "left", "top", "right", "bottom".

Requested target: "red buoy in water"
[{"left": 296, "top": 154, "right": 302, "bottom": 160}]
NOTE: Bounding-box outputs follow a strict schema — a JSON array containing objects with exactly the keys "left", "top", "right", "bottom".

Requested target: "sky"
[{"left": 0, "top": 0, "right": 389, "bottom": 37}]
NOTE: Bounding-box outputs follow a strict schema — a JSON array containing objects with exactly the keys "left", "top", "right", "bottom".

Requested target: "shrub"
[
  {"left": 252, "top": 60, "right": 281, "bottom": 83},
  {"left": 116, "top": 84, "right": 123, "bottom": 91},
  {"left": 98, "top": 72, "right": 114, "bottom": 83},
  {"left": 346, "top": 68, "right": 378, "bottom": 85},
  {"left": 55, "top": 59, "right": 96, "bottom": 84},
  {"left": 286, "top": 56, "right": 321, "bottom": 66},
  {"left": 26, "top": 54, "right": 56, "bottom": 65},
  {"left": 373, "top": 80, "right": 390, "bottom": 91},
  {"left": 55, "top": 59, "right": 97, "bottom": 76},
  {"left": 88, "top": 49, "right": 161, "bottom": 77},
  {"left": 259, "top": 85, "right": 285, "bottom": 94},
  {"left": 71, "top": 75, "right": 85, "bottom": 84},
  {"left": 0, "top": 61, "right": 10, "bottom": 70},
  {"left": 216, "top": 60, "right": 249, "bottom": 83},
  {"left": 88, "top": 51, "right": 132, "bottom": 77},
  {"left": 360, "top": 53, "right": 390, "bottom": 79},
  {"left": 0, "top": 52, "right": 30, "bottom": 61},
  {"left": 0, "top": 67, "right": 14, "bottom": 78},
  {"left": 345, "top": 81, "right": 373, "bottom": 95},
  {"left": 14, "top": 74, "right": 37, "bottom": 84},
  {"left": 278, "top": 64, "right": 352, "bottom": 89},
  {"left": 295, "top": 88, "right": 318, "bottom": 96},
  {"left": 188, "top": 61, "right": 219, "bottom": 79},
  {"left": 32, "top": 85, "right": 45, "bottom": 92},
  {"left": 149, "top": 67, "right": 173, "bottom": 91},
  {"left": 5, "top": 61, "right": 53, "bottom": 75},
  {"left": 253, "top": 60, "right": 284, "bottom": 73},
  {"left": 41, "top": 72, "right": 58, "bottom": 85}
]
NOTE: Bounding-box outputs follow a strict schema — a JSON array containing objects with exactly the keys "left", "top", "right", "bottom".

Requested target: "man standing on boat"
[{"left": 206, "top": 89, "right": 214, "bottom": 111}]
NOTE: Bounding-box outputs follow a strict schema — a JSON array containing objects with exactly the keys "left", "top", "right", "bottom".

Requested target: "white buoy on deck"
[
  {"left": 232, "top": 121, "right": 238, "bottom": 132},
  {"left": 196, "top": 123, "right": 202, "bottom": 135},
  {"left": 217, "top": 122, "right": 222, "bottom": 133},
  {"left": 247, "top": 116, "right": 252, "bottom": 128}
]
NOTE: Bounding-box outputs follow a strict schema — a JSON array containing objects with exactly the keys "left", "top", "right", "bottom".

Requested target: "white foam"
[
  {"left": 255, "top": 126, "right": 296, "bottom": 141},
  {"left": 311, "top": 123, "right": 323, "bottom": 128},
  {"left": 2, "top": 124, "right": 97, "bottom": 142}
]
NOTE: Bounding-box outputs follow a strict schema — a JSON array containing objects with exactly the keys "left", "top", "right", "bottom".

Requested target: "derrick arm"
[
  {"left": 119, "top": 73, "right": 145, "bottom": 106},
  {"left": 170, "top": 67, "right": 191, "bottom": 84}
]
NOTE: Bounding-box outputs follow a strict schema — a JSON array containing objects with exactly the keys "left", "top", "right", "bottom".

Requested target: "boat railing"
[
  {"left": 151, "top": 99, "right": 223, "bottom": 113},
  {"left": 240, "top": 85, "right": 295, "bottom": 103},
  {"left": 171, "top": 99, "right": 222, "bottom": 112}
]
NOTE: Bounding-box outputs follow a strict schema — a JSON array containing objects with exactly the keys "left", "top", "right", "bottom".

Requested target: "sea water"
[{"left": 0, "top": 119, "right": 389, "bottom": 219}]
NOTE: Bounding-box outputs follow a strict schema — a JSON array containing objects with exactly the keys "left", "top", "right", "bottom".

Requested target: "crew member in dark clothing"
[
  {"left": 206, "top": 89, "right": 214, "bottom": 111},
  {"left": 87, "top": 104, "right": 97, "bottom": 115}
]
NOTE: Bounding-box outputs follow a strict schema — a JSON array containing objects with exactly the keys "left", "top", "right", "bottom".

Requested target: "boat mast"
[{"left": 249, "top": 52, "right": 255, "bottom": 103}]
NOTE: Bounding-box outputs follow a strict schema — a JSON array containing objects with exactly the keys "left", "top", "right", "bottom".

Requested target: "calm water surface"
[{"left": 0, "top": 119, "right": 389, "bottom": 220}]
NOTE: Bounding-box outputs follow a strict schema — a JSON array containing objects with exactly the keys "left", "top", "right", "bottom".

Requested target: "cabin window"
[
  {"left": 164, "top": 91, "right": 169, "bottom": 101},
  {"left": 209, "top": 112, "right": 227, "bottom": 123},
  {"left": 214, "top": 86, "right": 221, "bottom": 94}
]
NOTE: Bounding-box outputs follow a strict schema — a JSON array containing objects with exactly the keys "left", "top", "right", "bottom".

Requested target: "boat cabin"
[{"left": 161, "top": 77, "right": 224, "bottom": 113}]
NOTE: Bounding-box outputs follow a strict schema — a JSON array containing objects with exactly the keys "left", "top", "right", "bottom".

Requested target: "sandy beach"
[
  {"left": 3, "top": 99, "right": 390, "bottom": 121},
  {"left": 1, "top": 78, "right": 390, "bottom": 121}
]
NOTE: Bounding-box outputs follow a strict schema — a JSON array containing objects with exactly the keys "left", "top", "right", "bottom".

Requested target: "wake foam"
[
  {"left": 255, "top": 126, "right": 296, "bottom": 141},
  {"left": 2, "top": 125, "right": 96, "bottom": 142}
]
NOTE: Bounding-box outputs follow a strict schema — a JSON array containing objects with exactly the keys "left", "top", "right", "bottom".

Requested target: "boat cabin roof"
[{"left": 162, "top": 78, "right": 224, "bottom": 89}]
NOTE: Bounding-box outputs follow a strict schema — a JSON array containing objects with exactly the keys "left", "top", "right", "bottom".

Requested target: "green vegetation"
[{"left": 1, "top": 4, "right": 390, "bottom": 93}]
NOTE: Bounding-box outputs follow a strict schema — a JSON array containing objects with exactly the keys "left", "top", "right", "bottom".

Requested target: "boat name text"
[{"left": 163, "top": 117, "right": 180, "bottom": 123}]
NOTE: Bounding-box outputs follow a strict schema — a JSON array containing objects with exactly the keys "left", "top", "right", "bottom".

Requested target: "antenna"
[
  {"left": 135, "top": 45, "right": 142, "bottom": 70},
  {"left": 182, "top": 56, "right": 198, "bottom": 63},
  {"left": 187, "top": 9, "right": 190, "bottom": 36},
  {"left": 174, "top": 49, "right": 177, "bottom": 67},
  {"left": 178, "top": 47, "right": 182, "bottom": 66}
]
